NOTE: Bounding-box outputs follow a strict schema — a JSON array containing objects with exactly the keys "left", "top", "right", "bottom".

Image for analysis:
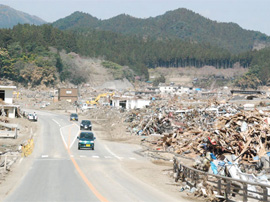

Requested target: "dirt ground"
[
  {"left": 149, "top": 65, "right": 248, "bottom": 86},
  {"left": 0, "top": 115, "right": 40, "bottom": 201},
  {"left": 0, "top": 117, "right": 39, "bottom": 153}
]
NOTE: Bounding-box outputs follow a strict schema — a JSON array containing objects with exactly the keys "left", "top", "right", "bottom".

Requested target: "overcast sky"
[{"left": 1, "top": 0, "right": 269, "bottom": 35}]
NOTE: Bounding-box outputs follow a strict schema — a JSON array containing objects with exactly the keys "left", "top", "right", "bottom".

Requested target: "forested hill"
[
  {"left": 0, "top": 4, "right": 46, "bottom": 28},
  {"left": 0, "top": 24, "right": 270, "bottom": 88},
  {"left": 52, "top": 8, "right": 270, "bottom": 54}
]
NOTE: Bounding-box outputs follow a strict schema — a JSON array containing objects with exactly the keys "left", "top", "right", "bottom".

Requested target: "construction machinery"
[{"left": 86, "top": 92, "right": 115, "bottom": 105}]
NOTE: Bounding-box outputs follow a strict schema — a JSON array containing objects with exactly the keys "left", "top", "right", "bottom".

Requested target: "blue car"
[
  {"left": 80, "top": 120, "right": 92, "bottom": 130},
  {"left": 77, "top": 131, "right": 96, "bottom": 150},
  {"left": 70, "top": 113, "right": 78, "bottom": 121}
]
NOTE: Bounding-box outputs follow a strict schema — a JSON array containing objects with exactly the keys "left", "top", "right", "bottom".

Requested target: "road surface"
[{"left": 5, "top": 110, "right": 188, "bottom": 202}]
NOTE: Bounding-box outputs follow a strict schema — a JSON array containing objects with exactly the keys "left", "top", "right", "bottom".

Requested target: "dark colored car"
[
  {"left": 80, "top": 120, "right": 92, "bottom": 130},
  {"left": 70, "top": 113, "right": 78, "bottom": 121},
  {"left": 77, "top": 131, "right": 96, "bottom": 150}
]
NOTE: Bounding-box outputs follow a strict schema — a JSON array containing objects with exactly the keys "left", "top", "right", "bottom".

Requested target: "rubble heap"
[
  {"left": 130, "top": 103, "right": 270, "bottom": 162},
  {"left": 81, "top": 100, "right": 270, "bottom": 163}
]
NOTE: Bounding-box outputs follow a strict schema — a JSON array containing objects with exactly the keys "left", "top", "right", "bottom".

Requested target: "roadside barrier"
[
  {"left": 21, "top": 137, "right": 34, "bottom": 157},
  {"left": 173, "top": 157, "right": 270, "bottom": 202},
  {"left": 0, "top": 152, "right": 20, "bottom": 172}
]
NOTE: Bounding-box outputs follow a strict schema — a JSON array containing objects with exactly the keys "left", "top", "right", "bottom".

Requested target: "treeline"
[
  {"left": 235, "top": 48, "right": 270, "bottom": 89},
  {"left": 0, "top": 24, "right": 268, "bottom": 87},
  {"left": 53, "top": 9, "right": 270, "bottom": 54}
]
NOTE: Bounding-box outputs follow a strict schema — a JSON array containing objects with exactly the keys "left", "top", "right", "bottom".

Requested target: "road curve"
[{"left": 5, "top": 110, "right": 188, "bottom": 202}]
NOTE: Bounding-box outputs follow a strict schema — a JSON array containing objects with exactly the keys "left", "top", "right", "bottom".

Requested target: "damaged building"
[{"left": 0, "top": 85, "right": 19, "bottom": 118}]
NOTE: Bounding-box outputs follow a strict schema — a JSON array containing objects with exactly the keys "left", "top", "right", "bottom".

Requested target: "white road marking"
[
  {"left": 70, "top": 155, "right": 74, "bottom": 158},
  {"left": 41, "top": 155, "right": 49, "bottom": 158},
  {"left": 18, "top": 157, "right": 23, "bottom": 165},
  {"left": 80, "top": 155, "right": 86, "bottom": 158},
  {"left": 52, "top": 119, "right": 61, "bottom": 127},
  {"left": 92, "top": 155, "right": 100, "bottom": 158},
  {"left": 69, "top": 124, "right": 80, "bottom": 149},
  {"left": 61, "top": 124, "right": 73, "bottom": 129},
  {"left": 129, "top": 157, "right": 136, "bottom": 160},
  {"left": 60, "top": 128, "right": 68, "bottom": 149},
  {"left": 104, "top": 156, "right": 112, "bottom": 159},
  {"left": 36, "top": 158, "right": 70, "bottom": 161},
  {"left": 105, "top": 145, "right": 122, "bottom": 161}
]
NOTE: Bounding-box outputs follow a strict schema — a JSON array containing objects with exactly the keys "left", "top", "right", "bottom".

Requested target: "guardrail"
[
  {"left": 0, "top": 129, "right": 18, "bottom": 139},
  {"left": 173, "top": 157, "right": 270, "bottom": 202},
  {"left": 0, "top": 154, "right": 20, "bottom": 172}
]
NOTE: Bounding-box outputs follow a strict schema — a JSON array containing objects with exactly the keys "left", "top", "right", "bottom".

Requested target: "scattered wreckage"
[{"left": 123, "top": 101, "right": 270, "bottom": 201}]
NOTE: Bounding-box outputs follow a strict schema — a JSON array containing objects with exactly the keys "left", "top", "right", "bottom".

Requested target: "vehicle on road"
[
  {"left": 77, "top": 131, "right": 96, "bottom": 150},
  {"left": 70, "top": 113, "right": 78, "bottom": 121},
  {"left": 28, "top": 113, "right": 38, "bottom": 122},
  {"left": 80, "top": 120, "right": 92, "bottom": 130}
]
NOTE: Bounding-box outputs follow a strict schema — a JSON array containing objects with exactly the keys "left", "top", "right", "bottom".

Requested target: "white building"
[
  {"left": 0, "top": 86, "right": 19, "bottom": 118},
  {"left": 112, "top": 97, "right": 150, "bottom": 110},
  {"left": 159, "top": 85, "right": 193, "bottom": 95},
  {"left": 0, "top": 86, "right": 16, "bottom": 104},
  {"left": 159, "top": 86, "right": 175, "bottom": 95},
  {"left": 175, "top": 86, "right": 193, "bottom": 95}
]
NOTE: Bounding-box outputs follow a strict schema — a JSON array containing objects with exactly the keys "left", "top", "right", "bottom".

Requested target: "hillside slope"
[
  {"left": 0, "top": 4, "right": 46, "bottom": 28},
  {"left": 52, "top": 8, "right": 270, "bottom": 53}
]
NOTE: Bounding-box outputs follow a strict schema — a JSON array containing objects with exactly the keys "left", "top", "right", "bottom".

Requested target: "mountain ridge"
[
  {"left": 0, "top": 4, "right": 46, "bottom": 28},
  {"left": 52, "top": 8, "right": 270, "bottom": 53}
]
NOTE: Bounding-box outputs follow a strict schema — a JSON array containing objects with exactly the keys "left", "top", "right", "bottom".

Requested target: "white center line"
[
  {"left": 129, "top": 157, "right": 136, "bottom": 160},
  {"left": 92, "top": 155, "right": 100, "bottom": 158},
  {"left": 80, "top": 155, "right": 86, "bottom": 158},
  {"left": 41, "top": 155, "right": 49, "bottom": 158}
]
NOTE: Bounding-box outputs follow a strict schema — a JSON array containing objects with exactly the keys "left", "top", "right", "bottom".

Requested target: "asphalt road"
[{"left": 4, "top": 111, "right": 184, "bottom": 202}]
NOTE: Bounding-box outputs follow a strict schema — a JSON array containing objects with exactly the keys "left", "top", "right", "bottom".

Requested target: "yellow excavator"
[{"left": 86, "top": 92, "right": 115, "bottom": 105}]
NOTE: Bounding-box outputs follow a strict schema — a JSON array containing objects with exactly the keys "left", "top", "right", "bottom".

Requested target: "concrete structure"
[
  {"left": 159, "top": 85, "right": 193, "bottom": 95},
  {"left": 112, "top": 97, "right": 150, "bottom": 110},
  {"left": 58, "top": 88, "right": 78, "bottom": 102},
  {"left": 0, "top": 86, "right": 16, "bottom": 104},
  {"left": 0, "top": 86, "right": 18, "bottom": 118},
  {"left": 231, "top": 90, "right": 266, "bottom": 95},
  {"left": 175, "top": 86, "right": 193, "bottom": 95},
  {"left": 159, "top": 86, "right": 175, "bottom": 95}
]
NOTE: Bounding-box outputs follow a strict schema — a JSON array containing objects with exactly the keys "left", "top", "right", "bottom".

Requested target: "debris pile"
[
  {"left": 126, "top": 103, "right": 270, "bottom": 164},
  {"left": 81, "top": 100, "right": 270, "bottom": 166}
]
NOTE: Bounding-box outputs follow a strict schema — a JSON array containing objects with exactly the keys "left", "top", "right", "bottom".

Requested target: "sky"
[{"left": 0, "top": 0, "right": 269, "bottom": 35}]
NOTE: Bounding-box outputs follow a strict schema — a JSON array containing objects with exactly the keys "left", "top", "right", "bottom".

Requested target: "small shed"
[{"left": 58, "top": 88, "right": 78, "bottom": 102}]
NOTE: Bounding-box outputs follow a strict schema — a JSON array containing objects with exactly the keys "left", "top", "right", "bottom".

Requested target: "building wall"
[
  {"left": 5, "top": 89, "right": 14, "bottom": 104},
  {"left": 112, "top": 100, "right": 120, "bottom": 108},
  {"left": 159, "top": 86, "right": 175, "bottom": 94},
  {"left": 112, "top": 99, "right": 150, "bottom": 109},
  {"left": 127, "top": 99, "right": 150, "bottom": 110},
  {"left": 60, "top": 97, "right": 78, "bottom": 103},
  {"left": 4, "top": 106, "right": 16, "bottom": 118},
  {"left": 58, "top": 88, "right": 78, "bottom": 102}
]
